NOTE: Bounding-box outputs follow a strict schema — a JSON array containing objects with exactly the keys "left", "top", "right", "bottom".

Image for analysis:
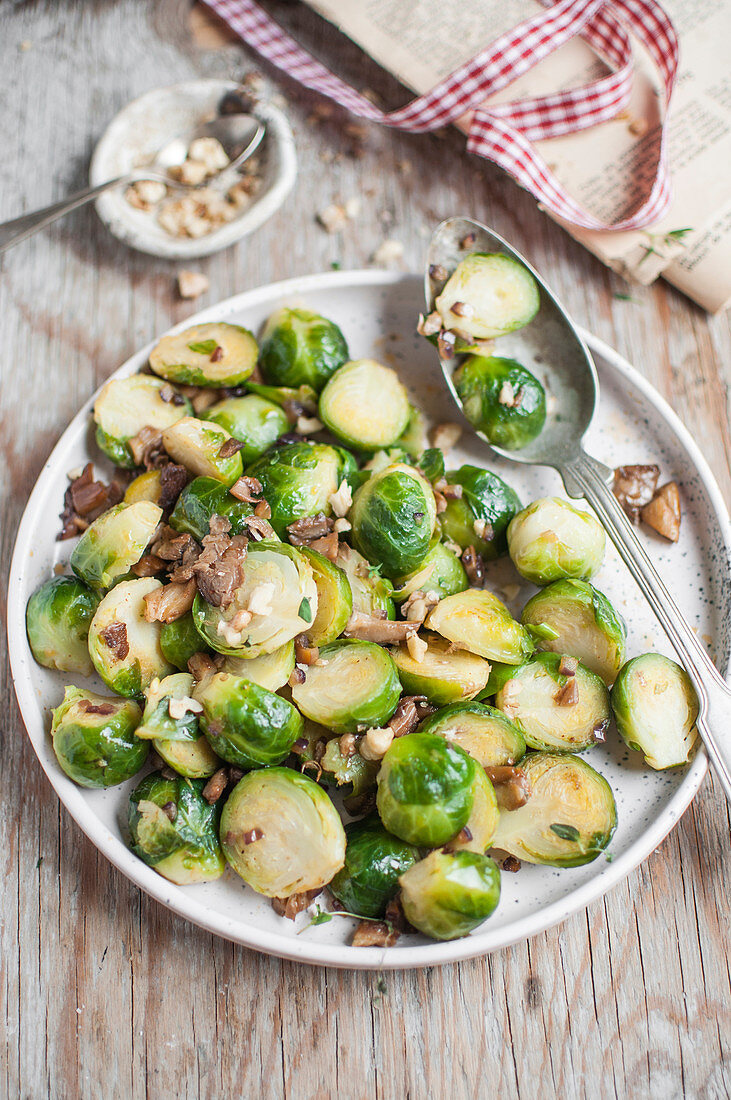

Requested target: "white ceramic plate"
[
  {"left": 9, "top": 271, "right": 731, "bottom": 970},
  {"left": 91, "top": 80, "right": 297, "bottom": 259}
]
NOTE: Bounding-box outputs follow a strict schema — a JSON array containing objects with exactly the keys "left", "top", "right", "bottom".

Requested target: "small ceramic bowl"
[{"left": 90, "top": 79, "right": 297, "bottom": 259}]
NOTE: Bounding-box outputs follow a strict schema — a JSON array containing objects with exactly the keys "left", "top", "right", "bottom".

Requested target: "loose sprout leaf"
[
  {"left": 550, "top": 823, "right": 581, "bottom": 842},
  {"left": 418, "top": 448, "right": 445, "bottom": 483},
  {"left": 298, "top": 597, "right": 313, "bottom": 623},
  {"left": 188, "top": 339, "right": 219, "bottom": 355}
]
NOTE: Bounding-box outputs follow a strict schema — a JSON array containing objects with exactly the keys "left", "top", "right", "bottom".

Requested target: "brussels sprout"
[
  {"left": 259, "top": 307, "right": 349, "bottom": 390},
  {"left": 319, "top": 359, "right": 410, "bottom": 451},
  {"left": 376, "top": 732, "right": 476, "bottom": 846},
  {"left": 495, "top": 652, "right": 610, "bottom": 752},
  {"left": 452, "top": 767, "right": 500, "bottom": 853},
  {"left": 291, "top": 639, "right": 401, "bottom": 734},
  {"left": 128, "top": 772, "right": 225, "bottom": 884},
  {"left": 419, "top": 701, "right": 526, "bottom": 766},
  {"left": 202, "top": 395, "right": 289, "bottom": 464},
  {"left": 336, "top": 544, "right": 395, "bottom": 620},
  {"left": 160, "top": 612, "right": 206, "bottom": 671},
  {"left": 400, "top": 849, "right": 501, "bottom": 940},
  {"left": 93, "top": 374, "right": 191, "bottom": 467},
  {"left": 220, "top": 768, "right": 346, "bottom": 896},
  {"left": 246, "top": 380, "right": 319, "bottom": 415},
  {"left": 195, "top": 672, "right": 303, "bottom": 767},
  {"left": 149, "top": 322, "right": 258, "bottom": 387},
  {"left": 454, "top": 355, "right": 546, "bottom": 451},
  {"left": 439, "top": 466, "right": 521, "bottom": 560},
  {"left": 522, "top": 579, "right": 626, "bottom": 686},
  {"left": 320, "top": 737, "right": 378, "bottom": 797},
  {"left": 397, "top": 403, "right": 427, "bottom": 458},
  {"left": 155, "top": 735, "right": 220, "bottom": 779},
  {"left": 350, "top": 463, "right": 437, "bottom": 578},
  {"left": 491, "top": 752, "right": 617, "bottom": 866},
  {"left": 136, "top": 672, "right": 200, "bottom": 741},
  {"left": 425, "top": 589, "right": 534, "bottom": 664},
  {"left": 26, "top": 575, "right": 99, "bottom": 675},
  {"left": 329, "top": 816, "right": 420, "bottom": 919},
  {"left": 161, "top": 417, "right": 243, "bottom": 485},
  {"left": 70, "top": 501, "right": 163, "bottom": 592},
  {"left": 296, "top": 546, "right": 353, "bottom": 645},
  {"left": 88, "top": 578, "right": 175, "bottom": 696},
  {"left": 169, "top": 475, "right": 254, "bottom": 542},
  {"left": 476, "top": 661, "right": 522, "bottom": 701},
  {"left": 247, "top": 441, "right": 341, "bottom": 537},
  {"left": 124, "top": 469, "right": 163, "bottom": 505},
  {"left": 193, "top": 542, "right": 317, "bottom": 658},
  {"left": 221, "top": 641, "right": 296, "bottom": 691},
  {"left": 611, "top": 653, "right": 699, "bottom": 769},
  {"left": 392, "top": 539, "right": 468, "bottom": 603},
  {"left": 51, "top": 686, "right": 146, "bottom": 788},
  {"left": 507, "top": 497, "right": 606, "bottom": 585},
  {"left": 391, "top": 634, "right": 490, "bottom": 706},
  {"left": 434, "top": 253, "right": 540, "bottom": 339}
]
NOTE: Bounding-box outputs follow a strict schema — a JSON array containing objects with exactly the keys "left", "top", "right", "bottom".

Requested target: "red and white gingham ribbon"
[{"left": 203, "top": 0, "right": 678, "bottom": 231}]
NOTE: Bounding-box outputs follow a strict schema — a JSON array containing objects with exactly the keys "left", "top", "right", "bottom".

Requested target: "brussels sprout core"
[
  {"left": 507, "top": 497, "right": 606, "bottom": 585},
  {"left": 26, "top": 575, "right": 99, "bottom": 675},
  {"left": 611, "top": 653, "right": 699, "bottom": 769},
  {"left": 51, "top": 687, "right": 146, "bottom": 788},
  {"left": 399, "top": 849, "right": 501, "bottom": 940}
]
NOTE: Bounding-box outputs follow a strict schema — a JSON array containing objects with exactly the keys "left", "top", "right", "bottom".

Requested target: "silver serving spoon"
[
  {"left": 0, "top": 114, "right": 265, "bottom": 254},
  {"left": 426, "top": 215, "right": 731, "bottom": 803}
]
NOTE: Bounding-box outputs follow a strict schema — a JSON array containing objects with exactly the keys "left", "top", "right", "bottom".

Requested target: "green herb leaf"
[
  {"left": 367, "top": 563, "right": 383, "bottom": 578},
  {"left": 664, "top": 227, "right": 693, "bottom": 242},
  {"left": 613, "top": 292, "right": 636, "bottom": 302},
  {"left": 605, "top": 852, "right": 614, "bottom": 863},
  {"left": 298, "top": 597, "right": 313, "bottom": 623},
  {"left": 309, "top": 906, "right": 333, "bottom": 925},
  {"left": 550, "top": 822, "right": 581, "bottom": 842},
  {"left": 330, "top": 260, "right": 342, "bottom": 270},
  {"left": 36, "top": 856, "right": 43, "bottom": 869},
  {"left": 187, "top": 339, "right": 219, "bottom": 355}
]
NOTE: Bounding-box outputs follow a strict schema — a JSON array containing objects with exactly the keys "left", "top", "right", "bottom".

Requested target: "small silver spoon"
[
  {"left": 427, "top": 214, "right": 731, "bottom": 803},
  {"left": 0, "top": 114, "right": 265, "bottom": 254}
]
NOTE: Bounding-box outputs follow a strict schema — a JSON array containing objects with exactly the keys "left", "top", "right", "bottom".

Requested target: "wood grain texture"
[{"left": 1, "top": 2, "right": 730, "bottom": 1098}]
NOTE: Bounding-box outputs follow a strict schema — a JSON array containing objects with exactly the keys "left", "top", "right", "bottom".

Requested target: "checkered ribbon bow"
[{"left": 203, "top": 0, "right": 678, "bottom": 231}]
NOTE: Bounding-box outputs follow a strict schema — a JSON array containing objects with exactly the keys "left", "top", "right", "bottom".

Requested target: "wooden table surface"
[{"left": 2, "top": 3, "right": 730, "bottom": 1097}]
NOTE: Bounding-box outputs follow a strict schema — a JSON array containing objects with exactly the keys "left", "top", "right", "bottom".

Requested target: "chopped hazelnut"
[{"left": 177, "top": 270, "right": 210, "bottom": 299}]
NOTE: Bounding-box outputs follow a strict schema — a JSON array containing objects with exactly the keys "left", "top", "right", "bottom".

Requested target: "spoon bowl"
[
  {"left": 146, "top": 114, "right": 265, "bottom": 185},
  {"left": 425, "top": 214, "right": 731, "bottom": 805}
]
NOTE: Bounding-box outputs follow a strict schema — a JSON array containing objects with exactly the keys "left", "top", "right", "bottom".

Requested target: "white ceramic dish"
[
  {"left": 9, "top": 271, "right": 731, "bottom": 970},
  {"left": 90, "top": 80, "right": 297, "bottom": 259}
]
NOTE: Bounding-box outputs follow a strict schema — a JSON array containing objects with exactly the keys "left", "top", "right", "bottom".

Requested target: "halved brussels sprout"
[
  {"left": 495, "top": 652, "right": 610, "bottom": 752},
  {"left": 153, "top": 735, "right": 220, "bottom": 779},
  {"left": 425, "top": 589, "right": 534, "bottom": 664},
  {"left": 350, "top": 463, "right": 437, "bottom": 578},
  {"left": 195, "top": 672, "right": 303, "bottom": 767},
  {"left": 419, "top": 701, "right": 526, "bottom": 766},
  {"left": 291, "top": 639, "right": 401, "bottom": 734},
  {"left": 329, "top": 816, "right": 420, "bottom": 919},
  {"left": 169, "top": 475, "right": 254, "bottom": 541},
  {"left": 259, "top": 307, "right": 349, "bottom": 391},
  {"left": 88, "top": 577, "right": 175, "bottom": 696},
  {"left": 397, "top": 403, "right": 427, "bottom": 458},
  {"left": 149, "top": 322, "right": 258, "bottom": 387},
  {"left": 124, "top": 469, "right": 163, "bottom": 505},
  {"left": 522, "top": 579, "right": 626, "bottom": 686},
  {"left": 296, "top": 546, "right": 353, "bottom": 645},
  {"left": 247, "top": 441, "right": 341, "bottom": 537},
  {"left": 491, "top": 752, "right": 617, "bottom": 866},
  {"left": 507, "top": 497, "right": 606, "bottom": 585},
  {"left": 319, "top": 359, "right": 410, "bottom": 451},
  {"left": 391, "top": 634, "right": 490, "bottom": 706},
  {"left": 128, "top": 772, "right": 225, "bottom": 884},
  {"left": 434, "top": 253, "right": 540, "bottom": 339},
  {"left": 51, "top": 686, "right": 145, "bottom": 788},
  {"left": 320, "top": 737, "right": 378, "bottom": 798},
  {"left": 454, "top": 355, "right": 546, "bottom": 451},
  {"left": 94, "top": 374, "right": 191, "bottom": 467},
  {"left": 193, "top": 542, "right": 317, "bottom": 658},
  {"left": 202, "top": 395, "right": 289, "bottom": 464},
  {"left": 336, "top": 544, "right": 395, "bottom": 620},
  {"left": 453, "top": 766, "right": 500, "bottom": 853},
  {"left": 220, "top": 768, "right": 346, "bottom": 896},
  {"left": 393, "top": 539, "right": 468, "bottom": 602},
  {"left": 136, "top": 672, "right": 200, "bottom": 741},
  {"left": 160, "top": 612, "right": 206, "bottom": 671},
  {"left": 439, "top": 466, "right": 521, "bottom": 560},
  {"left": 399, "top": 849, "right": 501, "bottom": 941},
  {"left": 476, "top": 661, "right": 522, "bottom": 701},
  {"left": 26, "top": 575, "right": 99, "bottom": 675},
  {"left": 221, "top": 641, "right": 296, "bottom": 691},
  {"left": 611, "top": 653, "right": 699, "bottom": 769},
  {"left": 161, "top": 417, "right": 243, "bottom": 485},
  {"left": 376, "top": 731, "right": 476, "bottom": 846},
  {"left": 70, "top": 501, "right": 163, "bottom": 592}
]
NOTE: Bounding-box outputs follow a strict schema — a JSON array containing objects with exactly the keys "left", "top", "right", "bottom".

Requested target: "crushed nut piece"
[
  {"left": 328, "top": 480, "right": 353, "bottom": 517},
  {"left": 371, "top": 239, "right": 404, "bottom": 266},
  {"left": 502, "top": 855, "right": 521, "bottom": 873},
  {"left": 430, "top": 423, "right": 462, "bottom": 452},
  {"left": 168, "top": 694, "right": 203, "bottom": 720},
  {"left": 317, "top": 204, "right": 348, "bottom": 233},
  {"left": 296, "top": 414, "right": 324, "bottom": 435},
  {"left": 202, "top": 768, "right": 228, "bottom": 804},
  {"left": 558, "top": 655, "right": 578, "bottom": 677},
  {"left": 485, "top": 765, "right": 531, "bottom": 810},
  {"left": 417, "top": 310, "right": 443, "bottom": 337},
  {"left": 177, "top": 270, "right": 210, "bottom": 299},
  {"left": 406, "top": 633, "right": 428, "bottom": 663},
  {"left": 498, "top": 380, "right": 517, "bottom": 407}
]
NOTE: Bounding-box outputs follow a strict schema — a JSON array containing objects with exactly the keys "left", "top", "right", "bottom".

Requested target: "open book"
[{"left": 304, "top": 0, "right": 731, "bottom": 312}]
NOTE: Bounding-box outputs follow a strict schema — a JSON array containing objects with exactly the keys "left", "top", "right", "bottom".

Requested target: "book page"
[{"left": 305, "top": 0, "right": 731, "bottom": 310}]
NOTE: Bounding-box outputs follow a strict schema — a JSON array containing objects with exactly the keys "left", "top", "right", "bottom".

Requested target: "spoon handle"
[
  {"left": 0, "top": 177, "right": 128, "bottom": 254},
  {"left": 563, "top": 450, "right": 731, "bottom": 804}
]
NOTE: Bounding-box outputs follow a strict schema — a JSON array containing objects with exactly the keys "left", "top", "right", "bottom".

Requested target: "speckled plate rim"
[{"left": 8, "top": 270, "right": 729, "bottom": 971}]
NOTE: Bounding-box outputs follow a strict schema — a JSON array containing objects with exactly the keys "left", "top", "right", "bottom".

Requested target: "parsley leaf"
[
  {"left": 298, "top": 597, "right": 313, "bottom": 623},
  {"left": 187, "top": 339, "right": 219, "bottom": 355},
  {"left": 550, "top": 823, "right": 581, "bottom": 842}
]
